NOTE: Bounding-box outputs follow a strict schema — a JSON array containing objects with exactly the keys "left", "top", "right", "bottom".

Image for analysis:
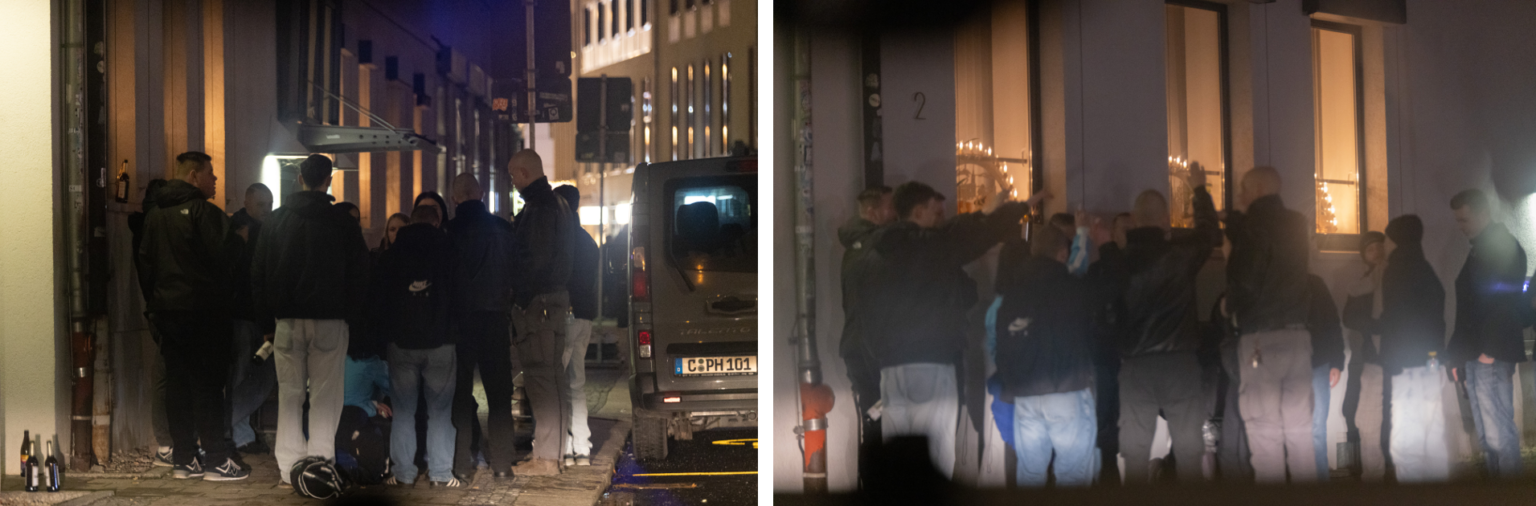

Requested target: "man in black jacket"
[
  {"left": 994, "top": 225, "right": 1099, "bottom": 487},
  {"left": 228, "top": 183, "right": 276, "bottom": 455},
  {"left": 138, "top": 151, "right": 248, "bottom": 481},
  {"left": 1101, "top": 169, "right": 1220, "bottom": 485},
  {"left": 129, "top": 179, "right": 177, "bottom": 466},
  {"left": 861, "top": 181, "right": 1029, "bottom": 479},
  {"left": 379, "top": 205, "right": 460, "bottom": 487},
  {"left": 1224, "top": 166, "right": 1316, "bottom": 483},
  {"left": 1445, "top": 190, "right": 1528, "bottom": 479},
  {"left": 837, "top": 185, "right": 894, "bottom": 485},
  {"left": 444, "top": 171, "right": 518, "bottom": 480},
  {"left": 508, "top": 149, "right": 575, "bottom": 476},
  {"left": 554, "top": 184, "right": 599, "bottom": 466},
  {"left": 252, "top": 154, "right": 369, "bottom": 482},
  {"left": 1344, "top": 215, "right": 1450, "bottom": 482}
]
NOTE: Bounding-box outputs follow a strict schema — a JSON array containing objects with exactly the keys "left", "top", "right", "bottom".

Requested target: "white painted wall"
[{"left": 0, "top": 0, "right": 65, "bottom": 484}]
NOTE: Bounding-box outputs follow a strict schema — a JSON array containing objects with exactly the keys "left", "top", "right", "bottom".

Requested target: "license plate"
[{"left": 674, "top": 356, "right": 757, "bottom": 376}]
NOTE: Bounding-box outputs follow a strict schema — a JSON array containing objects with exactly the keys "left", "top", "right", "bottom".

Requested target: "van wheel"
[{"left": 633, "top": 409, "right": 670, "bottom": 461}]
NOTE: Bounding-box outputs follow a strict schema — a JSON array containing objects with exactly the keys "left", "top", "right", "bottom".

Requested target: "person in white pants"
[
  {"left": 564, "top": 316, "right": 594, "bottom": 465},
  {"left": 553, "top": 183, "right": 601, "bottom": 466},
  {"left": 251, "top": 154, "right": 370, "bottom": 481}
]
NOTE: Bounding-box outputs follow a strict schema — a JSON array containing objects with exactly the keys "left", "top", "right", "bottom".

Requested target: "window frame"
[
  {"left": 1166, "top": 0, "right": 1234, "bottom": 214},
  {"left": 1310, "top": 18, "right": 1367, "bottom": 248}
]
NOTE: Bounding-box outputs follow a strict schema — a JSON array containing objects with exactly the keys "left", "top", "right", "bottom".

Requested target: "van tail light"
[
  {"left": 638, "top": 330, "right": 652, "bottom": 358},
  {"left": 631, "top": 246, "right": 650, "bottom": 302}
]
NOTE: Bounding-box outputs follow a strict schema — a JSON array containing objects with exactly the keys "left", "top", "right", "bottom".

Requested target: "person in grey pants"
[
  {"left": 508, "top": 150, "right": 576, "bottom": 476},
  {"left": 1224, "top": 167, "right": 1317, "bottom": 484}
]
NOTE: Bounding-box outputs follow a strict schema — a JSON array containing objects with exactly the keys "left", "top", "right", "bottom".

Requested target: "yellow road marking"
[
  {"left": 711, "top": 438, "right": 759, "bottom": 449},
  {"left": 632, "top": 471, "right": 758, "bottom": 477}
]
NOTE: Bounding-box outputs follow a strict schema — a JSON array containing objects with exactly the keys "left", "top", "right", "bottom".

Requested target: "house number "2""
[{"left": 912, "top": 92, "right": 927, "bottom": 120}]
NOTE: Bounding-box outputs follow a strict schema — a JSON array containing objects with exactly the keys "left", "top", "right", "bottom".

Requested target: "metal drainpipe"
[
  {"left": 792, "top": 29, "right": 833, "bottom": 494},
  {"left": 61, "top": 0, "right": 97, "bottom": 472}
]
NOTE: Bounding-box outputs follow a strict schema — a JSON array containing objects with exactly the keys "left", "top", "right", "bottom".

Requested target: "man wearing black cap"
[
  {"left": 1344, "top": 215, "right": 1448, "bottom": 482},
  {"left": 252, "top": 154, "right": 370, "bottom": 482}
]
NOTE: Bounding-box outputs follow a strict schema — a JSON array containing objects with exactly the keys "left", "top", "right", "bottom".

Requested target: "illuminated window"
[
  {"left": 722, "top": 53, "right": 731, "bottom": 153},
  {"left": 1312, "top": 21, "right": 1363, "bottom": 235},
  {"left": 704, "top": 60, "right": 712, "bottom": 155},
  {"left": 670, "top": 67, "right": 679, "bottom": 160},
  {"left": 1165, "top": 1, "right": 1230, "bottom": 226},
  {"left": 642, "top": 78, "right": 653, "bottom": 163},
  {"left": 687, "top": 64, "right": 695, "bottom": 159},
  {"left": 953, "top": 1, "right": 1038, "bottom": 213}
]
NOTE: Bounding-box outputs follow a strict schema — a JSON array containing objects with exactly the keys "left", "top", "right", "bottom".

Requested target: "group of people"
[
  {"left": 841, "top": 165, "right": 1532, "bottom": 487},
  {"left": 133, "top": 149, "right": 600, "bottom": 489}
]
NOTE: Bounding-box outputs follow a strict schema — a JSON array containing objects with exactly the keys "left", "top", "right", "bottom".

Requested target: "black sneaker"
[
  {"left": 173, "top": 459, "right": 205, "bottom": 479},
  {"left": 204, "top": 458, "right": 250, "bottom": 482}
]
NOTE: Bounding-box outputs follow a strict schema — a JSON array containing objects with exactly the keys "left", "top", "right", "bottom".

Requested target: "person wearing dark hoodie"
[
  {"left": 1096, "top": 168, "right": 1220, "bottom": 485},
  {"left": 993, "top": 224, "right": 1098, "bottom": 487},
  {"left": 553, "top": 184, "right": 600, "bottom": 467},
  {"left": 128, "top": 179, "right": 178, "bottom": 466},
  {"left": 138, "top": 151, "right": 248, "bottom": 481},
  {"left": 1305, "top": 274, "right": 1345, "bottom": 482},
  {"left": 415, "top": 191, "right": 450, "bottom": 228},
  {"left": 1224, "top": 167, "right": 1316, "bottom": 483},
  {"left": 1343, "top": 215, "right": 1448, "bottom": 482},
  {"left": 1340, "top": 231, "right": 1388, "bottom": 482},
  {"left": 377, "top": 204, "right": 459, "bottom": 487},
  {"left": 228, "top": 183, "right": 277, "bottom": 456},
  {"left": 860, "top": 181, "right": 1029, "bottom": 479},
  {"left": 1445, "top": 190, "right": 1528, "bottom": 480},
  {"left": 444, "top": 171, "right": 519, "bottom": 480},
  {"left": 507, "top": 149, "right": 576, "bottom": 477},
  {"left": 837, "top": 185, "right": 894, "bottom": 484},
  {"left": 251, "top": 154, "right": 370, "bottom": 483}
]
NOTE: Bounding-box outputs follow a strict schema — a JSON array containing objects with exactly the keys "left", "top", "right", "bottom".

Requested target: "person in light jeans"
[
  {"left": 563, "top": 315, "right": 594, "bottom": 465},
  {"left": 1389, "top": 362, "right": 1450, "bottom": 482},
  {"left": 1463, "top": 360, "right": 1522, "bottom": 478},
  {"left": 272, "top": 319, "right": 350, "bottom": 475},
  {"left": 388, "top": 344, "right": 457, "bottom": 484},
  {"left": 1014, "top": 388, "right": 1097, "bottom": 487}
]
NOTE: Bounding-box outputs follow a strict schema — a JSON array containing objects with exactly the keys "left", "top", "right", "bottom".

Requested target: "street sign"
[
  {"left": 577, "top": 77, "right": 633, "bottom": 132},
  {"left": 493, "top": 77, "right": 572, "bottom": 123},
  {"left": 504, "top": 0, "right": 573, "bottom": 78},
  {"left": 576, "top": 131, "right": 630, "bottom": 163}
]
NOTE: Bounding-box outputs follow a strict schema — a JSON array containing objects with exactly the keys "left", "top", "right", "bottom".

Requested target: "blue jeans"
[
  {"left": 1014, "top": 388, "right": 1096, "bottom": 487},
  {"left": 389, "top": 344, "right": 458, "bottom": 483},
  {"left": 1465, "top": 360, "right": 1522, "bottom": 479},
  {"left": 229, "top": 319, "right": 276, "bottom": 447},
  {"left": 1312, "top": 365, "right": 1331, "bottom": 481}
]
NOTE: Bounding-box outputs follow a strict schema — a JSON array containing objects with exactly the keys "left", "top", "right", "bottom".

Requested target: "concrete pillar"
[{"left": 0, "top": 0, "right": 67, "bottom": 484}]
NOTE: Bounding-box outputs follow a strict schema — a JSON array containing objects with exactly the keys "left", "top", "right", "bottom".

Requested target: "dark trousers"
[
  {"left": 513, "top": 291, "right": 572, "bottom": 463},
  {"left": 1094, "top": 351, "right": 1122, "bottom": 485},
  {"left": 156, "top": 311, "right": 234, "bottom": 467},
  {"left": 453, "top": 311, "right": 517, "bottom": 475},
  {"left": 844, "top": 350, "right": 883, "bottom": 489},
  {"left": 1119, "top": 352, "right": 1206, "bottom": 484}
]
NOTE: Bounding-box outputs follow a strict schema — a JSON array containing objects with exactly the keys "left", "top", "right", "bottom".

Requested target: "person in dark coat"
[
  {"left": 993, "top": 224, "right": 1098, "bottom": 487},
  {"left": 377, "top": 204, "right": 459, "bottom": 486},
  {"left": 1305, "top": 274, "right": 1345, "bottom": 481},
  {"left": 229, "top": 183, "right": 278, "bottom": 456},
  {"left": 554, "top": 184, "right": 600, "bottom": 466},
  {"left": 1223, "top": 167, "right": 1316, "bottom": 483},
  {"left": 859, "top": 181, "right": 1029, "bottom": 479},
  {"left": 251, "top": 154, "right": 370, "bottom": 482},
  {"left": 1345, "top": 215, "right": 1449, "bottom": 482},
  {"left": 507, "top": 149, "right": 576, "bottom": 476},
  {"left": 443, "top": 171, "right": 518, "bottom": 481},
  {"left": 1445, "top": 190, "right": 1528, "bottom": 479},
  {"left": 1096, "top": 169, "right": 1220, "bottom": 485},
  {"left": 139, "top": 151, "right": 247, "bottom": 481},
  {"left": 837, "top": 185, "right": 895, "bottom": 486}
]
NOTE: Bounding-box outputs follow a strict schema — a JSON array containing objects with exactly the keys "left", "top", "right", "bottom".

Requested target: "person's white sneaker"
[
  {"left": 154, "top": 446, "right": 174, "bottom": 467},
  {"left": 575, "top": 455, "right": 591, "bottom": 466}
]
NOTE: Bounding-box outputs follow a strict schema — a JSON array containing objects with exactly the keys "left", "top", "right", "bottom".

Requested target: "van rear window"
[{"left": 666, "top": 175, "right": 756, "bottom": 272}]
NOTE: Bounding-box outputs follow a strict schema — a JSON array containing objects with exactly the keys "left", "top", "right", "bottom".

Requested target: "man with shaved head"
[
  {"left": 228, "top": 183, "right": 278, "bottom": 456},
  {"left": 1224, "top": 166, "right": 1316, "bottom": 483},
  {"left": 1097, "top": 168, "right": 1220, "bottom": 484},
  {"left": 507, "top": 149, "right": 575, "bottom": 476},
  {"left": 444, "top": 171, "right": 516, "bottom": 484}
]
